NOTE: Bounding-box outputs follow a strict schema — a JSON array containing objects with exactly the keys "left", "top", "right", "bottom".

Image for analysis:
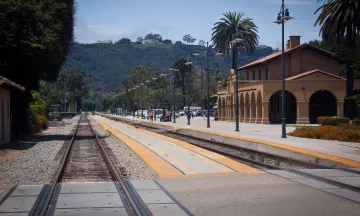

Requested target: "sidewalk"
[{"left": 117, "top": 115, "right": 360, "bottom": 163}]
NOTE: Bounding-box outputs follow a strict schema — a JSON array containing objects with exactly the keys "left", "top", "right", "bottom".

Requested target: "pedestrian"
[{"left": 151, "top": 109, "right": 154, "bottom": 122}]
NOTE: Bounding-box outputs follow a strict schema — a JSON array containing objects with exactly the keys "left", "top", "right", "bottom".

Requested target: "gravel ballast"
[
  {"left": 89, "top": 118, "right": 156, "bottom": 180},
  {"left": 0, "top": 116, "right": 79, "bottom": 190}
]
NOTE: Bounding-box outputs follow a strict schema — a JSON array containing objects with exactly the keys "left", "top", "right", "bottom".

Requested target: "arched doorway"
[
  {"left": 256, "top": 91, "right": 262, "bottom": 122},
  {"left": 309, "top": 90, "right": 337, "bottom": 124},
  {"left": 245, "top": 93, "right": 250, "bottom": 122},
  {"left": 250, "top": 92, "right": 256, "bottom": 122},
  {"left": 269, "top": 90, "right": 297, "bottom": 124},
  {"left": 240, "top": 94, "right": 244, "bottom": 122}
]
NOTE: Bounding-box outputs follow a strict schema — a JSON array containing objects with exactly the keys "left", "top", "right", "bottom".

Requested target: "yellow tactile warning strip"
[
  {"left": 108, "top": 115, "right": 360, "bottom": 168},
  {"left": 99, "top": 116, "right": 260, "bottom": 174},
  {"left": 90, "top": 116, "right": 183, "bottom": 178}
]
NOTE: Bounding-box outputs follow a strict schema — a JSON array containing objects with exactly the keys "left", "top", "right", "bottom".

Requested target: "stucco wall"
[
  {"left": 243, "top": 47, "right": 341, "bottom": 80},
  {"left": 300, "top": 49, "right": 340, "bottom": 75},
  {"left": 0, "top": 88, "right": 11, "bottom": 144}
]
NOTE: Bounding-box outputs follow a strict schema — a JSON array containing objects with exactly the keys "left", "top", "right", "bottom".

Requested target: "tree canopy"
[
  {"left": 183, "top": 34, "right": 197, "bottom": 44},
  {"left": 0, "top": 0, "right": 76, "bottom": 90},
  {"left": 314, "top": 0, "right": 360, "bottom": 119},
  {"left": 163, "top": 39, "right": 172, "bottom": 44},
  {"left": 116, "top": 38, "right": 132, "bottom": 44}
]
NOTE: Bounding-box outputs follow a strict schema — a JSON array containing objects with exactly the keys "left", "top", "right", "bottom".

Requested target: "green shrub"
[
  {"left": 290, "top": 125, "right": 360, "bottom": 142},
  {"left": 317, "top": 116, "right": 349, "bottom": 126},
  {"left": 28, "top": 91, "right": 49, "bottom": 132},
  {"left": 351, "top": 119, "right": 360, "bottom": 125}
]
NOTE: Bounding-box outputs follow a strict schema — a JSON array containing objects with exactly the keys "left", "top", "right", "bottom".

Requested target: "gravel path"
[
  {"left": 89, "top": 118, "right": 156, "bottom": 180},
  {"left": 0, "top": 116, "right": 80, "bottom": 190}
]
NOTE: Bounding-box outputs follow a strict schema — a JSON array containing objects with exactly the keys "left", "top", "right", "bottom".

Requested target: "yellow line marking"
[
  {"left": 103, "top": 115, "right": 260, "bottom": 174},
  {"left": 136, "top": 139, "right": 197, "bottom": 175},
  {"left": 90, "top": 116, "right": 183, "bottom": 178},
  {"left": 104, "top": 115, "right": 360, "bottom": 168}
]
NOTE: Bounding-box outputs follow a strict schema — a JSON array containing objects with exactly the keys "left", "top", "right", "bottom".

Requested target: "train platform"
[
  {"left": 92, "top": 115, "right": 260, "bottom": 178},
  {"left": 104, "top": 114, "right": 360, "bottom": 168}
]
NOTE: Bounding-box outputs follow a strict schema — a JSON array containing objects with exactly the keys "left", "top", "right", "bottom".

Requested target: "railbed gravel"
[
  {"left": 0, "top": 116, "right": 80, "bottom": 190},
  {"left": 89, "top": 118, "right": 156, "bottom": 180}
]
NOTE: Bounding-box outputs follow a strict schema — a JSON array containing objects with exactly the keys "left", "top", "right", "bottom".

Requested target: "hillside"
[{"left": 63, "top": 43, "right": 274, "bottom": 93}]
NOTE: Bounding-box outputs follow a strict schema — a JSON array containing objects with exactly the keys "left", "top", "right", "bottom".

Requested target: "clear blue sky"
[{"left": 75, "top": 0, "right": 322, "bottom": 48}]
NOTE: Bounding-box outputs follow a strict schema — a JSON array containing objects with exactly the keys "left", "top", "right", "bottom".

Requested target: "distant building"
[
  {"left": 142, "top": 39, "right": 163, "bottom": 45},
  {"left": 95, "top": 39, "right": 113, "bottom": 44}
]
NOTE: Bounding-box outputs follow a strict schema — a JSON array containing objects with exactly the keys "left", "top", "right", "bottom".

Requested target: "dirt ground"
[{"left": 0, "top": 128, "right": 53, "bottom": 164}]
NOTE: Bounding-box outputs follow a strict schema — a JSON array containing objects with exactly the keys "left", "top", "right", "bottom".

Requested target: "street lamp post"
[
  {"left": 273, "top": 0, "right": 293, "bottom": 138},
  {"left": 152, "top": 78, "right": 158, "bottom": 121},
  {"left": 140, "top": 83, "right": 145, "bottom": 119},
  {"left": 206, "top": 42, "right": 211, "bottom": 128},
  {"left": 169, "top": 68, "right": 179, "bottom": 123},
  {"left": 145, "top": 80, "right": 150, "bottom": 119},
  {"left": 160, "top": 73, "right": 166, "bottom": 120},
  {"left": 185, "top": 54, "right": 193, "bottom": 125}
]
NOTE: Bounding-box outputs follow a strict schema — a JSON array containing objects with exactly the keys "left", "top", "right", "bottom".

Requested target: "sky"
[{"left": 75, "top": 0, "right": 323, "bottom": 48}]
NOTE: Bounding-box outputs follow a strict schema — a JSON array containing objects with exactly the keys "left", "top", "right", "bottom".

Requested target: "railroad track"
[{"left": 30, "top": 114, "right": 149, "bottom": 216}]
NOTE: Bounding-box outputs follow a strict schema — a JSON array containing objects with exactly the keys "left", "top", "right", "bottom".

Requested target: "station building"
[
  {"left": 0, "top": 77, "right": 25, "bottom": 144},
  {"left": 216, "top": 35, "right": 360, "bottom": 124}
]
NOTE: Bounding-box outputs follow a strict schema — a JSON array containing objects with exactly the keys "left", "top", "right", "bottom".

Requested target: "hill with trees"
[{"left": 63, "top": 42, "right": 274, "bottom": 93}]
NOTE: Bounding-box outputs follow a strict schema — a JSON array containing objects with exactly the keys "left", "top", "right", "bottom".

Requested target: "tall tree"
[
  {"left": 0, "top": 0, "right": 75, "bottom": 132},
  {"left": 211, "top": 12, "right": 259, "bottom": 70},
  {"left": 314, "top": 0, "right": 360, "bottom": 119},
  {"left": 172, "top": 57, "right": 193, "bottom": 107},
  {"left": 198, "top": 40, "right": 206, "bottom": 46},
  {"left": 183, "top": 34, "right": 196, "bottom": 44}
]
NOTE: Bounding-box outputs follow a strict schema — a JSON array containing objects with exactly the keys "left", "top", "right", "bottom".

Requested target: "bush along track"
[{"left": 290, "top": 116, "right": 360, "bottom": 142}]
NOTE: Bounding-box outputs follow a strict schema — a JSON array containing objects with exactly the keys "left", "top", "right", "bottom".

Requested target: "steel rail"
[
  {"left": 32, "top": 115, "right": 82, "bottom": 216},
  {"left": 86, "top": 115, "right": 149, "bottom": 216}
]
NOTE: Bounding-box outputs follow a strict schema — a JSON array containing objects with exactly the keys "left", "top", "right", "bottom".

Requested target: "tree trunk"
[
  {"left": 182, "top": 74, "right": 185, "bottom": 108},
  {"left": 232, "top": 45, "right": 237, "bottom": 70}
]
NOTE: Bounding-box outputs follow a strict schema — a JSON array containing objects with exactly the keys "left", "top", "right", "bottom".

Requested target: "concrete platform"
[
  {"left": 299, "top": 169, "right": 360, "bottom": 187},
  {"left": 105, "top": 114, "right": 360, "bottom": 168},
  {"left": 156, "top": 173, "right": 360, "bottom": 216},
  {"left": 267, "top": 169, "right": 360, "bottom": 203},
  {"left": 0, "top": 185, "right": 46, "bottom": 215},
  {"left": 0, "top": 181, "right": 191, "bottom": 216},
  {"left": 93, "top": 115, "right": 260, "bottom": 177}
]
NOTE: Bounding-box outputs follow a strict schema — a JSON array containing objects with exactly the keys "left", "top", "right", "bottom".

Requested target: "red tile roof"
[
  {"left": 0, "top": 77, "right": 25, "bottom": 91},
  {"left": 285, "top": 69, "right": 346, "bottom": 80},
  {"left": 238, "top": 43, "right": 337, "bottom": 70}
]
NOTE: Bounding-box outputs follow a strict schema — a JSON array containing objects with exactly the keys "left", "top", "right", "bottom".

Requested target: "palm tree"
[
  {"left": 314, "top": 0, "right": 360, "bottom": 119},
  {"left": 172, "top": 57, "right": 193, "bottom": 107},
  {"left": 212, "top": 12, "right": 259, "bottom": 70}
]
